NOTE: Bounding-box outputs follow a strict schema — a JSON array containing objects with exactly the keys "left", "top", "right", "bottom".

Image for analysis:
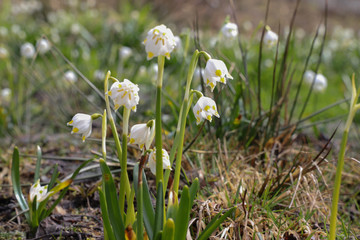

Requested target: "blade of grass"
[
  {"left": 197, "top": 207, "right": 235, "bottom": 240},
  {"left": 99, "top": 187, "right": 116, "bottom": 240}
]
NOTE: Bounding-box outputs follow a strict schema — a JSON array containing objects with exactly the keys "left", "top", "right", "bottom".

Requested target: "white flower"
[
  {"left": 193, "top": 96, "right": 220, "bottom": 125},
  {"left": 129, "top": 121, "right": 155, "bottom": 150},
  {"left": 0, "top": 47, "right": 9, "bottom": 59},
  {"left": 20, "top": 42, "right": 35, "bottom": 59},
  {"left": 221, "top": 22, "right": 238, "bottom": 39},
  {"left": 36, "top": 38, "right": 51, "bottom": 54},
  {"left": 0, "top": 88, "right": 11, "bottom": 104},
  {"left": 67, "top": 113, "right": 92, "bottom": 142},
  {"left": 29, "top": 180, "right": 48, "bottom": 203},
  {"left": 119, "top": 46, "right": 132, "bottom": 60},
  {"left": 64, "top": 70, "right": 78, "bottom": 83},
  {"left": 108, "top": 79, "right": 140, "bottom": 111},
  {"left": 174, "top": 36, "right": 182, "bottom": 51},
  {"left": 93, "top": 69, "right": 105, "bottom": 81},
  {"left": 143, "top": 24, "right": 176, "bottom": 60},
  {"left": 304, "top": 70, "right": 327, "bottom": 92},
  {"left": 263, "top": 29, "right": 278, "bottom": 47},
  {"left": 147, "top": 148, "right": 171, "bottom": 175},
  {"left": 204, "top": 59, "right": 233, "bottom": 92}
]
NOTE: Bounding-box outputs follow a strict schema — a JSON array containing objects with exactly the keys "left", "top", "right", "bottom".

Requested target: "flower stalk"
[
  {"left": 155, "top": 55, "right": 165, "bottom": 187},
  {"left": 329, "top": 74, "right": 360, "bottom": 239}
]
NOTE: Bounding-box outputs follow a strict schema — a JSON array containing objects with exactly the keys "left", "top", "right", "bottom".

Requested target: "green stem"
[
  {"left": 102, "top": 110, "right": 107, "bottom": 160},
  {"left": 119, "top": 108, "right": 131, "bottom": 220},
  {"left": 155, "top": 56, "right": 165, "bottom": 187},
  {"left": 137, "top": 181, "right": 144, "bottom": 240},
  {"left": 104, "top": 71, "right": 122, "bottom": 158},
  {"left": 329, "top": 105, "right": 356, "bottom": 239},
  {"left": 165, "top": 50, "right": 206, "bottom": 194}
]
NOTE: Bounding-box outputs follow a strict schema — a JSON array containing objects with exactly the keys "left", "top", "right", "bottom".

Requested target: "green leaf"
[
  {"left": 11, "top": 147, "right": 29, "bottom": 218},
  {"left": 99, "top": 187, "right": 116, "bottom": 240},
  {"left": 43, "top": 159, "right": 93, "bottom": 220},
  {"left": 48, "top": 164, "right": 59, "bottom": 190},
  {"left": 100, "top": 159, "right": 125, "bottom": 240},
  {"left": 189, "top": 178, "right": 199, "bottom": 205},
  {"left": 34, "top": 145, "right": 42, "bottom": 183},
  {"left": 133, "top": 164, "right": 154, "bottom": 240},
  {"left": 197, "top": 207, "right": 236, "bottom": 240},
  {"left": 153, "top": 181, "right": 164, "bottom": 240},
  {"left": 162, "top": 218, "right": 175, "bottom": 240},
  {"left": 174, "top": 186, "right": 190, "bottom": 240}
]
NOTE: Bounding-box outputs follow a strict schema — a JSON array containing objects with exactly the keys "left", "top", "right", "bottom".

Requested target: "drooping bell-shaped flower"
[
  {"left": 143, "top": 24, "right": 176, "bottom": 60},
  {"left": 20, "top": 42, "right": 35, "bottom": 58},
  {"left": 193, "top": 96, "right": 220, "bottom": 125},
  {"left": 204, "top": 59, "right": 233, "bottom": 92},
  {"left": 36, "top": 38, "right": 51, "bottom": 54},
  {"left": 29, "top": 179, "right": 48, "bottom": 203},
  {"left": 263, "top": 29, "right": 278, "bottom": 47},
  {"left": 129, "top": 120, "right": 155, "bottom": 150},
  {"left": 67, "top": 113, "right": 92, "bottom": 142},
  {"left": 221, "top": 22, "right": 238, "bottom": 39},
  {"left": 0, "top": 47, "right": 9, "bottom": 59},
  {"left": 108, "top": 79, "right": 140, "bottom": 111},
  {"left": 147, "top": 148, "right": 171, "bottom": 175},
  {"left": 64, "top": 70, "right": 78, "bottom": 83},
  {"left": 304, "top": 70, "right": 327, "bottom": 92}
]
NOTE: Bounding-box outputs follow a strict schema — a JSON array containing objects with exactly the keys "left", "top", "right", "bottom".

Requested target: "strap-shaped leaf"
[
  {"left": 153, "top": 181, "right": 164, "bottom": 240},
  {"left": 99, "top": 187, "right": 116, "bottom": 240},
  {"left": 133, "top": 164, "right": 154, "bottom": 240},
  {"left": 162, "top": 218, "right": 175, "bottom": 240},
  {"left": 174, "top": 186, "right": 190, "bottom": 240},
  {"left": 100, "top": 159, "right": 125, "bottom": 239},
  {"left": 189, "top": 178, "right": 199, "bottom": 205},
  {"left": 34, "top": 145, "right": 42, "bottom": 182},
  {"left": 42, "top": 159, "right": 93, "bottom": 220},
  {"left": 197, "top": 207, "right": 235, "bottom": 240},
  {"left": 11, "top": 147, "right": 29, "bottom": 217}
]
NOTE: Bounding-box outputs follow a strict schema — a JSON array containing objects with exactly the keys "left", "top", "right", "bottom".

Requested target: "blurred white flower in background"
[
  {"left": 36, "top": 38, "right": 51, "bottom": 54},
  {"left": 64, "top": 70, "right": 78, "bottom": 83},
  {"left": 143, "top": 24, "right": 176, "bottom": 60},
  {"left": 147, "top": 148, "right": 171, "bottom": 175},
  {"left": 0, "top": 88, "right": 11, "bottom": 104},
  {"left": 0, "top": 27, "right": 8, "bottom": 37},
  {"left": 119, "top": 46, "right": 132, "bottom": 60},
  {"left": 93, "top": 70, "right": 105, "bottom": 81},
  {"left": 20, "top": 42, "right": 35, "bottom": 59},
  {"left": 0, "top": 47, "right": 9, "bottom": 59},
  {"left": 304, "top": 70, "right": 328, "bottom": 92},
  {"left": 174, "top": 36, "right": 182, "bottom": 51},
  {"left": 221, "top": 22, "right": 238, "bottom": 40},
  {"left": 263, "top": 28, "right": 278, "bottom": 48}
]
